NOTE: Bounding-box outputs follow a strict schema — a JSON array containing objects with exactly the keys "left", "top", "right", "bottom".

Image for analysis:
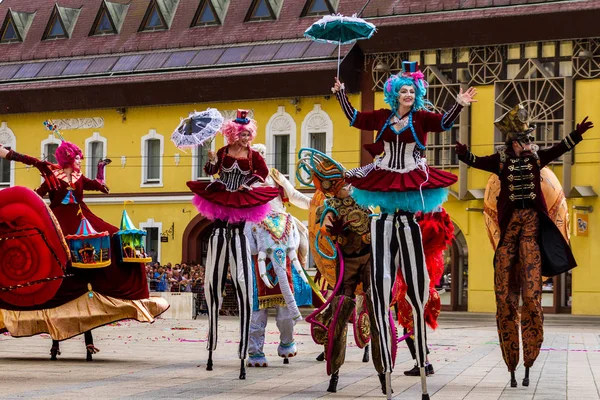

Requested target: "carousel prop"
[
  {"left": 115, "top": 204, "right": 152, "bottom": 264},
  {"left": 65, "top": 216, "right": 111, "bottom": 268}
]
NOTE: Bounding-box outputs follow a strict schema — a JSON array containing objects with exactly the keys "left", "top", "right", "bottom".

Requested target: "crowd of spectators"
[{"left": 146, "top": 262, "right": 238, "bottom": 316}]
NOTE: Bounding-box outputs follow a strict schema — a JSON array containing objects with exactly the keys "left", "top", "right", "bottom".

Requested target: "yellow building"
[{"left": 1, "top": 0, "right": 599, "bottom": 314}]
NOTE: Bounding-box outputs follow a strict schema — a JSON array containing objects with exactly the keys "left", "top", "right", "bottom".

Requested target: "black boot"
[
  {"left": 283, "top": 358, "right": 289, "bottom": 365},
  {"left": 522, "top": 367, "right": 530, "bottom": 387},
  {"left": 84, "top": 331, "right": 97, "bottom": 362},
  {"left": 378, "top": 373, "right": 393, "bottom": 395},
  {"left": 510, "top": 371, "right": 517, "bottom": 387},
  {"left": 207, "top": 350, "right": 213, "bottom": 371},
  {"left": 327, "top": 371, "right": 339, "bottom": 393},
  {"left": 362, "top": 344, "right": 370, "bottom": 363},
  {"left": 239, "top": 359, "right": 246, "bottom": 380},
  {"left": 50, "top": 341, "right": 60, "bottom": 361},
  {"left": 316, "top": 352, "right": 325, "bottom": 362}
]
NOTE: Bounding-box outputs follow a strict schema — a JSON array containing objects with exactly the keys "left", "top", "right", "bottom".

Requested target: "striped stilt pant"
[
  {"left": 204, "top": 220, "right": 253, "bottom": 360},
  {"left": 370, "top": 212, "right": 430, "bottom": 373}
]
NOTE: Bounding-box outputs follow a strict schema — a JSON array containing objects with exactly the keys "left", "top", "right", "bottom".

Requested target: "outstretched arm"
[
  {"left": 421, "top": 87, "right": 478, "bottom": 133},
  {"left": 332, "top": 78, "right": 387, "bottom": 131},
  {"left": 456, "top": 142, "right": 501, "bottom": 175},
  {"left": 82, "top": 175, "right": 109, "bottom": 194},
  {"left": 271, "top": 168, "right": 311, "bottom": 210},
  {"left": 538, "top": 117, "right": 593, "bottom": 167},
  {"left": 0, "top": 145, "right": 60, "bottom": 191}
]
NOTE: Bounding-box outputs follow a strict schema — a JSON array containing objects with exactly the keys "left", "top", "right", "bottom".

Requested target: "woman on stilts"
[
  {"left": 332, "top": 61, "right": 477, "bottom": 399},
  {"left": 186, "top": 110, "right": 278, "bottom": 379}
]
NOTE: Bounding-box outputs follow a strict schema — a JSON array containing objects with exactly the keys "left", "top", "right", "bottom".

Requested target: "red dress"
[
  {"left": 0, "top": 155, "right": 168, "bottom": 340},
  {"left": 187, "top": 145, "right": 278, "bottom": 223}
]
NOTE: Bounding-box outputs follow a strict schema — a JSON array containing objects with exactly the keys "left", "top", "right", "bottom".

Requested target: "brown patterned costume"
[
  {"left": 312, "top": 195, "right": 384, "bottom": 376},
  {"left": 458, "top": 123, "right": 585, "bottom": 372}
]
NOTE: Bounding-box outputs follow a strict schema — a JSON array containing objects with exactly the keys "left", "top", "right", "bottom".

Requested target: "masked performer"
[
  {"left": 299, "top": 149, "right": 388, "bottom": 394},
  {"left": 0, "top": 140, "right": 168, "bottom": 361},
  {"left": 333, "top": 61, "right": 477, "bottom": 398},
  {"left": 456, "top": 105, "right": 593, "bottom": 387},
  {"left": 186, "top": 111, "right": 279, "bottom": 379},
  {"left": 245, "top": 144, "right": 312, "bottom": 367}
]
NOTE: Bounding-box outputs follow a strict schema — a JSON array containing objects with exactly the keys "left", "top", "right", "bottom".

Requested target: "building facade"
[{"left": 0, "top": 0, "right": 599, "bottom": 314}]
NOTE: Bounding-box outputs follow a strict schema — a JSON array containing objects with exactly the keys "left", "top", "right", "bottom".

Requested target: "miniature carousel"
[
  {"left": 115, "top": 208, "right": 152, "bottom": 264},
  {"left": 65, "top": 217, "right": 111, "bottom": 268}
]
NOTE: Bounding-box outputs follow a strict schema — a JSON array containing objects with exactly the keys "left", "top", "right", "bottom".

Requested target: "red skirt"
[{"left": 346, "top": 166, "right": 457, "bottom": 192}]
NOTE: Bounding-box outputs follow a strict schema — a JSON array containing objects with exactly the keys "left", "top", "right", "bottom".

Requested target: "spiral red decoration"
[{"left": 0, "top": 186, "right": 69, "bottom": 307}]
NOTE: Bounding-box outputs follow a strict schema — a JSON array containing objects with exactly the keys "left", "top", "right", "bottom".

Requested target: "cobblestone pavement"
[{"left": 1, "top": 313, "right": 599, "bottom": 399}]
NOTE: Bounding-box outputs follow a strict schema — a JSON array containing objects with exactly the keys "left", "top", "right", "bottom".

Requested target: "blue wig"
[{"left": 384, "top": 74, "right": 429, "bottom": 112}]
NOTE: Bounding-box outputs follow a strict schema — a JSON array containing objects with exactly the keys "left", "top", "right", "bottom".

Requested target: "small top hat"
[
  {"left": 402, "top": 61, "right": 419, "bottom": 74},
  {"left": 235, "top": 109, "right": 250, "bottom": 125},
  {"left": 494, "top": 104, "right": 536, "bottom": 136}
]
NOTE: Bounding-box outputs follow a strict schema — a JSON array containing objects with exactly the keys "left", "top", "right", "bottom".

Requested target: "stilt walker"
[
  {"left": 456, "top": 105, "right": 592, "bottom": 387},
  {"left": 187, "top": 111, "right": 279, "bottom": 379},
  {"left": 333, "top": 62, "right": 477, "bottom": 398},
  {"left": 245, "top": 144, "right": 313, "bottom": 367}
]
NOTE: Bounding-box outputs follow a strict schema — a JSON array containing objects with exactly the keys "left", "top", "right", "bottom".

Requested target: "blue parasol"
[
  {"left": 171, "top": 108, "right": 224, "bottom": 149},
  {"left": 304, "top": 14, "right": 376, "bottom": 77}
]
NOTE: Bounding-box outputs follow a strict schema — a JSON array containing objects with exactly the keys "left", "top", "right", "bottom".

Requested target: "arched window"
[
  {"left": 85, "top": 132, "right": 108, "bottom": 179},
  {"left": 266, "top": 106, "right": 297, "bottom": 184},
  {"left": 141, "top": 129, "right": 164, "bottom": 187},
  {"left": 0, "top": 122, "right": 16, "bottom": 188},
  {"left": 301, "top": 104, "right": 333, "bottom": 156},
  {"left": 40, "top": 134, "right": 61, "bottom": 164}
]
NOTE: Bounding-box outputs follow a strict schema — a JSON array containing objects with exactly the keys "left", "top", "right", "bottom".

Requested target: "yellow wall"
[{"left": 4, "top": 94, "right": 361, "bottom": 265}]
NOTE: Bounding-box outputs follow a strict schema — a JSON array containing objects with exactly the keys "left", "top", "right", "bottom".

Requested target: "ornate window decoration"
[
  {"left": 468, "top": 46, "right": 504, "bottom": 85},
  {"left": 85, "top": 132, "right": 107, "bottom": 180},
  {"left": 572, "top": 38, "right": 600, "bottom": 79},
  {"left": 422, "top": 66, "right": 467, "bottom": 169},
  {"left": 301, "top": 104, "right": 333, "bottom": 156},
  {"left": 494, "top": 59, "right": 572, "bottom": 165},
  {"left": 505, "top": 41, "right": 573, "bottom": 79},
  {"left": 0, "top": 122, "right": 16, "bottom": 188},
  {"left": 266, "top": 106, "right": 297, "bottom": 183}
]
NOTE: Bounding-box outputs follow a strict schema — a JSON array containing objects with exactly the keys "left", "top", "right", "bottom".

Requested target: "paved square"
[{"left": 0, "top": 313, "right": 598, "bottom": 399}]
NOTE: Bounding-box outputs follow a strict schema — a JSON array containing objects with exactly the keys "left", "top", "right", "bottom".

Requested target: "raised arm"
[
  {"left": 332, "top": 78, "right": 389, "bottom": 131},
  {"left": 421, "top": 87, "right": 477, "bottom": 133},
  {"left": 204, "top": 147, "right": 224, "bottom": 176},
  {"left": 538, "top": 117, "right": 593, "bottom": 167},
  {"left": 82, "top": 175, "right": 109, "bottom": 194},
  {"left": 270, "top": 168, "right": 311, "bottom": 210},
  {"left": 456, "top": 142, "right": 501, "bottom": 175},
  {"left": 0, "top": 145, "right": 60, "bottom": 190}
]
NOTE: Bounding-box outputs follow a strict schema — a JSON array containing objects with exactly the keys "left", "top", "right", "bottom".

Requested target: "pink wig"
[
  {"left": 55, "top": 141, "right": 83, "bottom": 169},
  {"left": 222, "top": 119, "right": 257, "bottom": 144}
]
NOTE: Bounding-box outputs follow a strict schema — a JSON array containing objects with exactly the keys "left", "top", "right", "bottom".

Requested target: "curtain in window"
[
  {"left": 274, "top": 135, "right": 289, "bottom": 174},
  {"left": 310, "top": 132, "right": 326, "bottom": 153},
  {"left": 46, "top": 143, "right": 58, "bottom": 164},
  {"left": 196, "top": 146, "right": 209, "bottom": 179},
  {"left": 0, "top": 158, "right": 10, "bottom": 186},
  {"left": 89, "top": 141, "right": 104, "bottom": 179},
  {"left": 146, "top": 139, "right": 160, "bottom": 182}
]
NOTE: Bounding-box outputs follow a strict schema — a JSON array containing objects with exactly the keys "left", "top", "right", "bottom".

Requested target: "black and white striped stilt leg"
[
  {"left": 228, "top": 222, "right": 254, "bottom": 379},
  {"left": 396, "top": 213, "right": 430, "bottom": 398},
  {"left": 369, "top": 213, "right": 399, "bottom": 381},
  {"left": 205, "top": 220, "right": 228, "bottom": 370}
]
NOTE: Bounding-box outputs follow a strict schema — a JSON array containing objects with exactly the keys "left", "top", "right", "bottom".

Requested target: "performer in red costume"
[
  {"left": 186, "top": 110, "right": 278, "bottom": 379},
  {"left": 0, "top": 140, "right": 168, "bottom": 361}
]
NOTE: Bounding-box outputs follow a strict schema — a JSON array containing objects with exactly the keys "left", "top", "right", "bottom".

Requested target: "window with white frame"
[
  {"left": 140, "top": 130, "right": 164, "bottom": 187},
  {"left": 192, "top": 140, "right": 216, "bottom": 181},
  {"left": 266, "top": 106, "right": 296, "bottom": 183},
  {"left": 40, "top": 134, "right": 61, "bottom": 164},
  {"left": 139, "top": 218, "right": 162, "bottom": 264},
  {"left": 0, "top": 122, "right": 16, "bottom": 188},
  {"left": 85, "top": 132, "right": 107, "bottom": 179},
  {"left": 301, "top": 104, "right": 333, "bottom": 156}
]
